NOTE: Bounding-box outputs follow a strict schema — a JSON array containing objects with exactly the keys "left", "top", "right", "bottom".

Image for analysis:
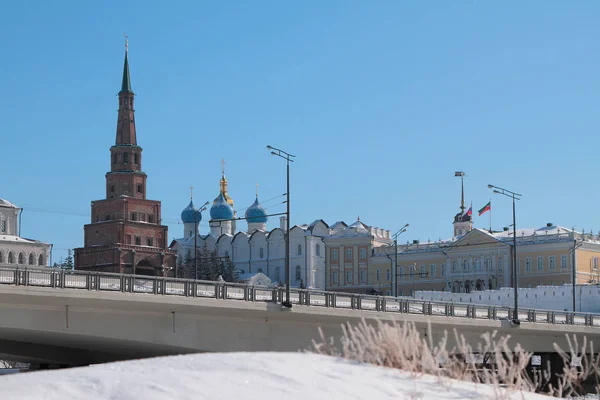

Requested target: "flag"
[
  {"left": 454, "top": 171, "right": 465, "bottom": 177},
  {"left": 462, "top": 206, "right": 472, "bottom": 219},
  {"left": 478, "top": 201, "right": 491, "bottom": 216}
]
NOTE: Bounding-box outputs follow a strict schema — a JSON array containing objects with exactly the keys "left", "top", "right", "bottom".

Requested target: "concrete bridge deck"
[{"left": 0, "top": 267, "right": 599, "bottom": 365}]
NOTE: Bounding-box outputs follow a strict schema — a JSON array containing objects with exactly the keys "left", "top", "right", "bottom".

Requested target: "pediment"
[{"left": 453, "top": 229, "right": 503, "bottom": 248}]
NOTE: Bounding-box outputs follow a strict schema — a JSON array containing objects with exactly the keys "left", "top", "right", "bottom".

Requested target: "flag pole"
[{"left": 489, "top": 198, "right": 492, "bottom": 233}]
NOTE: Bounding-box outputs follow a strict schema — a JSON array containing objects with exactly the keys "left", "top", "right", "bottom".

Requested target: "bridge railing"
[{"left": 0, "top": 266, "right": 598, "bottom": 328}]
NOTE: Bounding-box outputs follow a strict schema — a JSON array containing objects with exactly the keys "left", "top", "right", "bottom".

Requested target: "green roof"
[{"left": 120, "top": 51, "right": 132, "bottom": 93}]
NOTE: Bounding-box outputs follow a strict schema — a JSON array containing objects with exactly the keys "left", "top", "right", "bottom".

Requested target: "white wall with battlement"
[{"left": 415, "top": 284, "right": 600, "bottom": 313}]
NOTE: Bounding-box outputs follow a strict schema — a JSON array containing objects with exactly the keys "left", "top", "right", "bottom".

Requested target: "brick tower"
[{"left": 74, "top": 43, "right": 177, "bottom": 276}]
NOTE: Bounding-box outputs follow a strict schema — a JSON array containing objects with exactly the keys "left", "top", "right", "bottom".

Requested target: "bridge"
[{"left": 1, "top": 266, "right": 599, "bottom": 366}]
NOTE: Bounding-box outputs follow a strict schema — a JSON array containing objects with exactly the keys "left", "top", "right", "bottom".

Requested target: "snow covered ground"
[{"left": 0, "top": 352, "right": 550, "bottom": 400}]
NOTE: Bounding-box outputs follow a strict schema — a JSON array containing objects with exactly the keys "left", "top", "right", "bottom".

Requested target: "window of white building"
[
  {"left": 0, "top": 220, "right": 5, "bottom": 233},
  {"left": 498, "top": 256, "right": 504, "bottom": 272},
  {"left": 360, "top": 269, "right": 367, "bottom": 283},
  {"left": 537, "top": 256, "right": 543, "bottom": 271},
  {"left": 332, "top": 271, "right": 339, "bottom": 284},
  {"left": 549, "top": 256, "right": 556, "bottom": 270},
  {"left": 525, "top": 257, "right": 532, "bottom": 272},
  {"left": 420, "top": 264, "right": 426, "bottom": 277},
  {"left": 376, "top": 269, "right": 381, "bottom": 281},
  {"left": 346, "top": 248, "right": 353, "bottom": 260},
  {"left": 463, "top": 260, "right": 469, "bottom": 272},
  {"left": 430, "top": 264, "right": 436, "bottom": 278},
  {"left": 346, "top": 270, "right": 352, "bottom": 284},
  {"left": 594, "top": 257, "right": 599, "bottom": 271},
  {"left": 452, "top": 261, "right": 457, "bottom": 272},
  {"left": 485, "top": 257, "right": 491, "bottom": 271},
  {"left": 441, "top": 264, "right": 446, "bottom": 277},
  {"left": 360, "top": 248, "right": 367, "bottom": 259},
  {"left": 297, "top": 245, "right": 302, "bottom": 256},
  {"left": 259, "top": 247, "right": 264, "bottom": 259},
  {"left": 275, "top": 267, "right": 280, "bottom": 282},
  {"left": 386, "top": 269, "right": 391, "bottom": 281},
  {"left": 316, "top": 244, "right": 321, "bottom": 257},
  {"left": 295, "top": 266, "right": 301, "bottom": 281}
]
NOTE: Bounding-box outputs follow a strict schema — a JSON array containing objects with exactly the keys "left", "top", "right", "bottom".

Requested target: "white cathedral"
[
  {"left": 169, "top": 171, "right": 328, "bottom": 289},
  {"left": 0, "top": 198, "right": 51, "bottom": 267}
]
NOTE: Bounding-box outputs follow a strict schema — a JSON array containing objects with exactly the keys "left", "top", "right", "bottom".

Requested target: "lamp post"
[
  {"left": 194, "top": 201, "right": 209, "bottom": 280},
  {"left": 392, "top": 223, "right": 409, "bottom": 297},
  {"left": 267, "top": 145, "right": 295, "bottom": 308},
  {"left": 488, "top": 184, "right": 522, "bottom": 324}
]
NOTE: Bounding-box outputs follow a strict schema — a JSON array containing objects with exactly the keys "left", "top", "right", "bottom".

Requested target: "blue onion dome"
[
  {"left": 181, "top": 200, "right": 201, "bottom": 224},
  {"left": 210, "top": 193, "right": 234, "bottom": 220},
  {"left": 245, "top": 196, "right": 268, "bottom": 223}
]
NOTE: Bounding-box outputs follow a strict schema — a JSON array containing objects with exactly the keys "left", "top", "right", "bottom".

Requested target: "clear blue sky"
[{"left": 1, "top": 1, "right": 599, "bottom": 263}]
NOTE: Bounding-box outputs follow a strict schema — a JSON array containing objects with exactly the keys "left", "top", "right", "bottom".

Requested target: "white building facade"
[{"left": 0, "top": 198, "right": 51, "bottom": 267}]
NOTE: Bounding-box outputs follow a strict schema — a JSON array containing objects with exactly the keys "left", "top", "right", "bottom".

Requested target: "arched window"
[
  {"left": 257, "top": 268, "right": 263, "bottom": 273},
  {"left": 134, "top": 153, "right": 139, "bottom": 164},
  {"left": 259, "top": 247, "right": 264, "bottom": 259},
  {"left": 485, "top": 257, "right": 491, "bottom": 271},
  {"left": 275, "top": 267, "right": 280, "bottom": 282},
  {"left": 1, "top": 219, "right": 6, "bottom": 233},
  {"left": 123, "top": 153, "right": 129, "bottom": 164},
  {"left": 113, "top": 154, "right": 117, "bottom": 164},
  {"left": 295, "top": 265, "right": 301, "bottom": 281},
  {"left": 316, "top": 244, "right": 321, "bottom": 257},
  {"left": 28, "top": 253, "right": 34, "bottom": 265},
  {"left": 498, "top": 256, "right": 504, "bottom": 272},
  {"left": 18, "top": 253, "right": 24, "bottom": 265},
  {"left": 297, "top": 244, "right": 302, "bottom": 256},
  {"left": 8, "top": 252, "right": 14, "bottom": 264},
  {"left": 452, "top": 261, "right": 457, "bottom": 272},
  {"left": 0, "top": 251, "right": 3, "bottom": 263},
  {"left": 463, "top": 260, "right": 469, "bottom": 272},
  {"left": 474, "top": 259, "right": 481, "bottom": 271},
  {"left": 38, "top": 254, "right": 44, "bottom": 266}
]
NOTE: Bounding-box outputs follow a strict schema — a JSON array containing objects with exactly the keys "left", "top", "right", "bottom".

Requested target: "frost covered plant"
[
  {"left": 309, "top": 318, "right": 600, "bottom": 398},
  {"left": 308, "top": 319, "right": 539, "bottom": 398}
]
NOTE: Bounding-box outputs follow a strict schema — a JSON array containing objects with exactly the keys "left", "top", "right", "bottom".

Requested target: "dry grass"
[{"left": 308, "top": 318, "right": 600, "bottom": 398}]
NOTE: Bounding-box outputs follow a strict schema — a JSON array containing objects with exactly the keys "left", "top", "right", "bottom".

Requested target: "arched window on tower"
[
  {"left": 8, "top": 252, "right": 14, "bottom": 264},
  {"left": 134, "top": 153, "right": 139, "bottom": 164},
  {"left": 18, "top": 253, "right": 24, "bottom": 265},
  {"left": 297, "top": 244, "right": 302, "bottom": 256},
  {"left": 123, "top": 153, "right": 129, "bottom": 164},
  {"left": 316, "top": 244, "right": 321, "bottom": 257},
  {"left": 38, "top": 254, "right": 44, "bottom": 266},
  {"left": 113, "top": 154, "right": 117, "bottom": 164},
  {"left": 28, "top": 253, "right": 34, "bottom": 265}
]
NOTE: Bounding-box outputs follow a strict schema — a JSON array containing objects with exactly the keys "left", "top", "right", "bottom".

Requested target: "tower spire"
[{"left": 121, "top": 34, "right": 132, "bottom": 93}]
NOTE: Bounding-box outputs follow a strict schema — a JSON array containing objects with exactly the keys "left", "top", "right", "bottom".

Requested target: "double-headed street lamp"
[
  {"left": 267, "top": 145, "right": 295, "bottom": 308},
  {"left": 392, "top": 223, "right": 409, "bottom": 297},
  {"left": 194, "top": 201, "right": 209, "bottom": 280},
  {"left": 488, "top": 184, "right": 522, "bottom": 324}
]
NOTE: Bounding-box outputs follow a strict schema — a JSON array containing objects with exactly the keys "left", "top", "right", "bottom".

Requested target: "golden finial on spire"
[
  {"left": 124, "top": 33, "right": 129, "bottom": 52},
  {"left": 190, "top": 185, "right": 194, "bottom": 200}
]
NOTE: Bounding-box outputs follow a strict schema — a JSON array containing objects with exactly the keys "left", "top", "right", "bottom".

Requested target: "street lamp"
[
  {"left": 194, "top": 201, "right": 209, "bottom": 280},
  {"left": 392, "top": 223, "right": 409, "bottom": 297},
  {"left": 488, "top": 184, "right": 522, "bottom": 324},
  {"left": 267, "top": 145, "right": 295, "bottom": 308}
]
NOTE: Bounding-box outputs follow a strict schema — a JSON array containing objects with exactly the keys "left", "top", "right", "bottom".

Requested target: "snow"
[{"left": 0, "top": 352, "right": 550, "bottom": 400}]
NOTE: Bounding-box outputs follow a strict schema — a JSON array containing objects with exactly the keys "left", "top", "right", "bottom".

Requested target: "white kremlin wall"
[{"left": 415, "top": 285, "right": 600, "bottom": 313}]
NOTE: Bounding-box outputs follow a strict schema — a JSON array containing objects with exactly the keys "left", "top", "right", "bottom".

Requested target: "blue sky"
[{"left": 1, "top": 1, "right": 600, "bottom": 263}]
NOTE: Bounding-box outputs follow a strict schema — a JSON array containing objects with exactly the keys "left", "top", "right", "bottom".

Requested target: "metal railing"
[{"left": 0, "top": 266, "right": 599, "bottom": 328}]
